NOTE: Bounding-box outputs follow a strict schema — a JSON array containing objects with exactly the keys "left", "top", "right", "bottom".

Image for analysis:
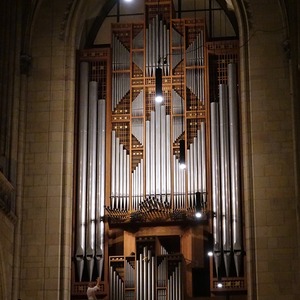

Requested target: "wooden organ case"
[{"left": 72, "top": 0, "right": 246, "bottom": 299}]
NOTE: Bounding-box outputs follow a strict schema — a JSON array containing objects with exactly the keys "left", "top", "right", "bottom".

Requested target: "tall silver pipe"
[
  {"left": 125, "top": 151, "right": 130, "bottom": 210},
  {"left": 86, "top": 81, "right": 98, "bottom": 280},
  {"left": 173, "top": 156, "right": 178, "bottom": 208},
  {"left": 166, "top": 115, "right": 171, "bottom": 201},
  {"left": 228, "top": 63, "right": 242, "bottom": 276},
  {"left": 146, "top": 28, "right": 149, "bottom": 76},
  {"left": 219, "top": 84, "right": 232, "bottom": 276},
  {"left": 146, "top": 120, "right": 151, "bottom": 196},
  {"left": 161, "top": 106, "right": 166, "bottom": 197},
  {"left": 76, "top": 61, "right": 89, "bottom": 281},
  {"left": 211, "top": 102, "right": 222, "bottom": 276},
  {"left": 132, "top": 166, "right": 136, "bottom": 210},
  {"left": 150, "top": 111, "right": 156, "bottom": 194},
  {"left": 193, "top": 137, "right": 198, "bottom": 192},
  {"left": 187, "top": 149, "right": 192, "bottom": 207},
  {"left": 97, "top": 103, "right": 106, "bottom": 280},
  {"left": 96, "top": 99, "right": 106, "bottom": 279},
  {"left": 155, "top": 103, "right": 161, "bottom": 196},
  {"left": 197, "top": 129, "right": 202, "bottom": 192}
]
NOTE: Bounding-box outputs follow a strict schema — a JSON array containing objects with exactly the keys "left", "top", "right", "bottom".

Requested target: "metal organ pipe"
[
  {"left": 86, "top": 81, "right": 98, "bottom": 280},
  {"left": 155, "top": 103, "right": 162, "bottom": 196},
  {"left": 146, "top": 16, "right": 170, "bottom": 77},
  {"left": 96, "top": 99, "right": 106, "bottom": 280},
  {"left": 76, "top": 61, "right": 89, "bottom": 281},
  {"left": 146, "top": 120, "right": 151, "bottom": 196},
  {"left": 111, "top": 131, "right": 116, "bottom": 209},
  {"left": 228, "top": 63, "right": 242, "bottom": 276},
  {"left": 201, "top": 122, "right": 207, "bottom": 202},
  {"left": 161, "top": 106, "right": 166, "bottom": 200},
  {"left": 111, "top": 131, "right": 130, "bottom": 210},
  {"left": 219, "top": 84, "right": 232, "bottom": 276},
  {"left": 109, "top": 266, "right": 124, "bottom": 300},
  {"left": 210, "top": 102, "right": 222, "bottom": 276}
]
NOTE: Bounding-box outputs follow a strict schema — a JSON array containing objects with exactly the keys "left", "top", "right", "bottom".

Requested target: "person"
[{"left": 86, "top": 277, "right": 101, "bottom": 300}]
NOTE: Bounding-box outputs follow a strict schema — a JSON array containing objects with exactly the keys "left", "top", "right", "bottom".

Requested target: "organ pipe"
[
  {"left": 211, "top": 102, "right": 222, "bottom": 276},
  {"left": 96, "top": 99, "right": 106, "bottom": 280},
  {"left": 146, "top": 16, "right": 170, "bottom": 77},
  {"left": 201, "top": 122, "right": 207, "bottom": 201},
  {"left": 111, "top": 131, "right": 130, "bottom": 210},
  {"left": 228, "top": 63, "right": 243, "bottom": 276},
  {"left": 155, "top": 104, "right": 162, "bottom": 196},
  {"left": 219, "top": 84, "right": 232, "bottom": 276},
  {"left": 86, "top": 81, "right": 98, "bottom": 280},
  {"left": 75, "top": 61, "right": 89, "bottom": 281}
]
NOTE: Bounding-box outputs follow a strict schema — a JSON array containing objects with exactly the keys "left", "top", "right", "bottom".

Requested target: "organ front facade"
[{"left": 72, "top": 0, "right": 245, "bottom": 298}]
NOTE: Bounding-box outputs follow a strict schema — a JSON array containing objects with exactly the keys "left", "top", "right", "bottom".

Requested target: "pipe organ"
[{"left": 73, "top": 1, "right": 245, "bottom": 298}]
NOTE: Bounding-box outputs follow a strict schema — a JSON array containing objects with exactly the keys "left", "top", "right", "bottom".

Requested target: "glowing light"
[
  {"left": 207, "top": 251, "right": 213, "bottom": 257},
  {"left": 195, "top": 211, "right": 202, "bottom": 218},
  {"left": 179, "top": 162, "right": 186, "bottom": 169},
  {"left": 155, "top": 95, "right": 163, "bottom": 103}
]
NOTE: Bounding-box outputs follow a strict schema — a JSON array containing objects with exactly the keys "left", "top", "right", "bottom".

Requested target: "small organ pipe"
[
  {"left": 76, "top": 61, "right": 89, "bottom": 281},
  {"left": 115, "top": 136, "right": 120, "bottom": 206},
  {"left": 146, "top": 28, "right": 149, "bottom": 76},
  {"left": 139, "top": 253, "right": 143, "bottom": 300},
  {"left": 151, "top": 256, "right": 155, "bottom": 300},
  {"left": 201, "top": 122, "right": 207, "bottom": 198},
  {"left": 119, "top": 144, "right": 124, "bottom": 208},
  {"left": 136, "top": 256, "right": 140, "bottom": 297},
  {"left": 147, "top": 249, "right": 151, "bottom": 300},
  {"left": 110, "top": 266, "right": 113, "bottom": 299},
  {"left": 140, "top": 159, "right": 144, "bottom": 206},
  {"left": 143, "top": 246, "right": 148, "bottom": 300}
]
